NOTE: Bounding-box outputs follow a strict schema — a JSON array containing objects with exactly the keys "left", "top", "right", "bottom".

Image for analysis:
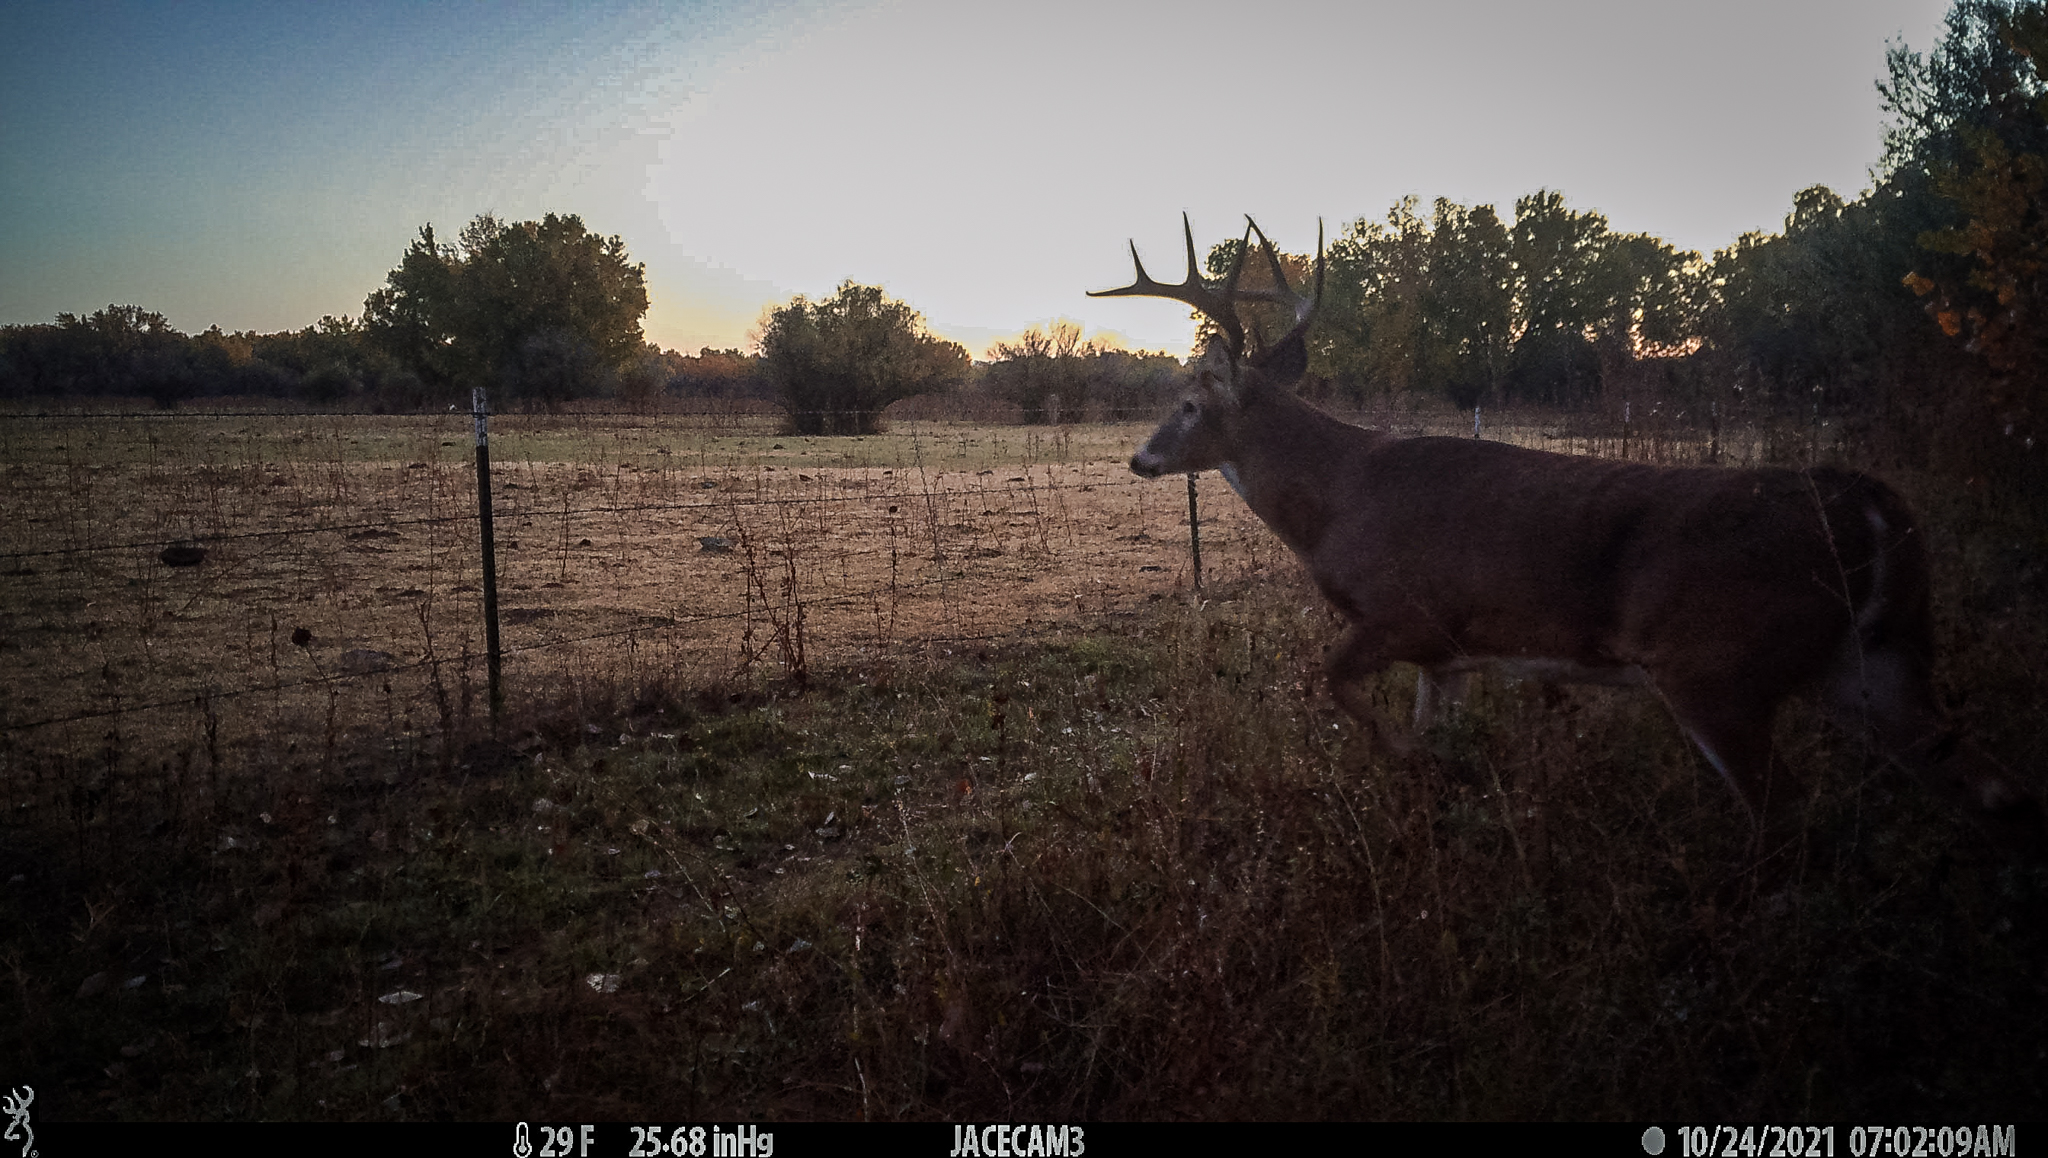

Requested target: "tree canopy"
[
  {"left": 1893, "top": 0, "right": 2048, "bottom": 438},
  {"left": 362, "top": 212, "right": 649, "bottom": 408},
  {"left": 984, "top": 320, "right": 1097, "bottom": 423},
  {"left": 0, "top": 305, "right": 420, "bottom": 408},
  {"left": 1219, "top": 193, "right": 1700, "bottom": 410},
  {"left": 757, "top": 281, "right": 969, "bottom": 435}
]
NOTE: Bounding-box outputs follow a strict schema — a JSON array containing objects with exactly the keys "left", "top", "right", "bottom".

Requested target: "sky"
[{"left": 0, "top": 0, "right": 1953, "bottom": 359}]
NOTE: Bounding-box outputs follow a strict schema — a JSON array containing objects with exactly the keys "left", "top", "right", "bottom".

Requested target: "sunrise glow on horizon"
[{"left": 2, "top": 0, "right": 1950, "bottom": 360}]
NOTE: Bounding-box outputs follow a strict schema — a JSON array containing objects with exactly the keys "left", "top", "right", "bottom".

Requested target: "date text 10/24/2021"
[{"left": 1674, "top": 1125, "right": 2014, "bottom": 1158}]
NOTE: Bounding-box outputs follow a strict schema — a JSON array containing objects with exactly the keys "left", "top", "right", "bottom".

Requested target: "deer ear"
[{"left": 1247, "top": 329, "right": 1308, "bottom": 387}]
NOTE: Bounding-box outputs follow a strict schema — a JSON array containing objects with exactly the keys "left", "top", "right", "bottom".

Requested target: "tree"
[
  {"left": 1504, "top": 191, "right": 1617, "bottom": 404},
  {"left": 1880, "top": 0, "right": 2044, "bottom": 179},
  {"left": 361, "top": 213, "right": 649, "bottom": 407},
  {"left": 1304, "top": 194, "right": 1675, "bottom": 409},
  {"left": 1894, "top": 1, "right": 2048, "bottom": 438},
  {"left": 31, "top": 305, "right": 201, "bottom": 407},
  {"left": 757, "top": 281, "right": 969, "bottom": 435},
  {"left": 250, "top": 315, "right": 369, "bottom": 402},
  {"left": 1499, "top": 191, "right": 1704, "bottom": 406},
  {"left": 1704, "top": 188, "right": 1888, "bottom": 407},
  {"left": 1306, "top": 199, "right": 1437, "bottom": 401},
  {"left": 664, "top": 347, "right": 770, "bottom": 401},
  {"left": 986, "top": 319, "right": 1097, "bottom": 422},
  {"left": 1085, "top": 346, "right": 1188, "bottom": 418},
  {"left": 1419, "top": 200, "right": 1514, "bottom": 409}
]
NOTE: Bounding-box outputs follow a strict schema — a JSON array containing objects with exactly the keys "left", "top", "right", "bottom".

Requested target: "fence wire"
[
  {"left": 0, "top": 475, "right": 1156, "bottom": 564},
  {"left": 0, "top": 410, "right": 1260, "bottom": 751},
  {"left": 0, "top": 396, "right": 1772, "bottom": 767}
]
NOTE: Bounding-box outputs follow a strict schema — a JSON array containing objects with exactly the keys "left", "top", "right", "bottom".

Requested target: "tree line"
[
  {"left": 0, "top": 213, "right": 670, "bottom": 412},
  {"left": 3, "top": 1, "right": 2041, "bottom": 449},
  {"left": 1218, "top": 0, "right": 2045, "bottom": 458}
]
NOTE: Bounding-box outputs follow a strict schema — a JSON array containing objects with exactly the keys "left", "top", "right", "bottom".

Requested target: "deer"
[{"left": 1095, "top": 214, "right": 2045, "bottom": 857}]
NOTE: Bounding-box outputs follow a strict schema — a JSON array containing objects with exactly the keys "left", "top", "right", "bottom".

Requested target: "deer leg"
[
  {"left": 1325, "top": 624, "right": 1416, "bottom": 756},
  {"left": 1657, "top": 679, "right": 1785, "bottom": 831},
  {"left": 1414, "top": 668, "right": 1472, "bottom": 733}
]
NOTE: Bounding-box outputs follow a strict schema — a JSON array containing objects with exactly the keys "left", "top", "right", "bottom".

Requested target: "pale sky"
[{"left": 0, "top": 0, "right": 1950, "bottom": 359}]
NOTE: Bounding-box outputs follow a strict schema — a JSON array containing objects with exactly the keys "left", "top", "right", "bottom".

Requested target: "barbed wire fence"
[
  {"left": 0, "top": 392, "right": 1770, "bottom": 842},
  {"left": 0, "top": 402, "right": 1297, "bottom": 843}
]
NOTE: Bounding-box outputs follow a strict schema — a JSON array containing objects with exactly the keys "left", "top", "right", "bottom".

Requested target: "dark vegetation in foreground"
[{"left": 3, "top": 457, "right": 2044, "bottom": 1120}]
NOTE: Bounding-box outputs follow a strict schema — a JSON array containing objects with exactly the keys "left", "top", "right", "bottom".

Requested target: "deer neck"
[{"left": 1222, "top": 389, "right": 1370, "bottom": 556}]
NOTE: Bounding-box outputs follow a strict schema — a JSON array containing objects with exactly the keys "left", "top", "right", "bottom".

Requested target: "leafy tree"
[
  {"left": 1704, "top": 189, "right": 1874, "bottom": 405},
  {"left": 1199, "top": 204, "right": 1431, "bottom": 403},
  {"left": 253, "top": 315, "right": 377, "bottom": 401},
  {"left": 985, "top": 319, "right": 1097, "bottom": 423},
  {"left": 757, "top": 281, "right": 968, "bottom": 435},
  {"left": 1316, "top": 199, "right": 1432, "bottom": 400},
  {"left": 1880, "top": 0, "right": 2044, "bottom": 177},
  {"left": 361, "top": 225, "right": 459, "bottom": 391},
  {"left": 1265, "top": 193, "right": 1694, "bottom": 409},
  {"left": 1894, "top": 1, "right": 2048, "bottom": 438},
  {"left": 1084, "top": 346, "right": 1189, "bottom": 418},
  {"left": 1420, "top": 200, "right": 1514, "bottom": 409},
  {"left": 362, "top": 213, "right": 649, "bottom": 407},
  {"left": 612, "top": 343, "right": 681, "bottom": 410},
  {"left": 1494, "top": 191, "right": 1702, "bottom": 405},
  {"left": 1505, "top": 191, "right": 1621, "bottom": 404},
  {"left": 3, "top": 305, "right": 203, "bottom": 406},
  {"left": 1310, "top": 198, "right": 1516, "bottom": 408},
  {"left": 664, "top": 347, "right": 770, "bottom": 401}
]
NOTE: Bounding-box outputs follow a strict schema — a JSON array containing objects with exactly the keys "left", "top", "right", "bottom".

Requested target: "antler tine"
[
  {"left": 1112, "top": 240, "right": 1166, "bottom": 294},
  {"left": 1238, "top": 217, "right": 1323, "bottom": 345},
  {"left": 1088, "top": 212, "right": 1246, "bottom": 353},
  {"left": 1181, "top": 212, "right": 1203, "bottom": 289},
  {"left": 1245, "top": 218, "right": 1294, "bottom": 297},
  {"left": 1218, "top": 220, "right": 1251, "bottom": 308},
  {"left": 1311, "top": 218, "right": 1326, "bottom": 310}
]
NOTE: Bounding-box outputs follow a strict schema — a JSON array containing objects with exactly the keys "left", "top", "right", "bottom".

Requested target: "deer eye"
[{"left": 1181, "top": 399, "right": 1198, "bottom": 416}]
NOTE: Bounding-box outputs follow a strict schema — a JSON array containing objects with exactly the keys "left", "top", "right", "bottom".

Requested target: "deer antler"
[
  {"left": 1238, "top": 217, "right": 1324, "bottom": 351},
  {"left": 1090, "top": 216, "right": 1323, "bottom": 359},
  {"left": 1088, "top": 213, "right": 1249, "bottom": 355}
]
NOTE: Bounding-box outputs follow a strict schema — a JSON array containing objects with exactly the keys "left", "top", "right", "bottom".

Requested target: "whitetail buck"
[{"left": 1097, "top": 215, "right": 2044, "bottom": 855}]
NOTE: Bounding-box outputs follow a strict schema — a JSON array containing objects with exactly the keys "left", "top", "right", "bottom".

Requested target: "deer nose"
[{"left": 1130, "top": 451, "right": 1162, "bottom": 478}]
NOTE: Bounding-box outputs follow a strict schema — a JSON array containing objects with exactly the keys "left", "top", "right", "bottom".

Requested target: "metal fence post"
[
  {"left": 473, "top": 387, "right": 503, "bottom": 719},
  {"left": 1186, "top": 472, "right": 1203, "bottom": 595}
]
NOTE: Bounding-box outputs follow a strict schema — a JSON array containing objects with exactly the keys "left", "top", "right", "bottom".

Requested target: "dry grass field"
[
  {"left": 0, "top": 412, "right": 1237, "bottom": 763},
  {"left": 0, "top": 400, "right": 1790, "bottom": 748},
  {"left": 3, "top": 401, "right": 2044, "bottom": 1121}
]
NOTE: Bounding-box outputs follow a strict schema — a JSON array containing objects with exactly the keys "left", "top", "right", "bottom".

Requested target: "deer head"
[{"left": 1092, "top": 215, "right": 1323, "bottom": 478}]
